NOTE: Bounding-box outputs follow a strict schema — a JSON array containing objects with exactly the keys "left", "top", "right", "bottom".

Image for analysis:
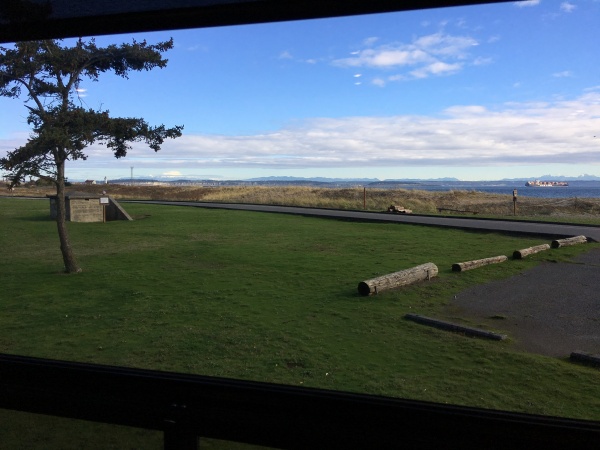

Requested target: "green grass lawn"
[{"left": 1, "top": 198, "right": 599, "bottom": 448}]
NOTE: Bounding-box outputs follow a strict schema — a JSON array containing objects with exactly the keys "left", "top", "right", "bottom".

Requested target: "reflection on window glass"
[{"left": 1, "top": 2, "right": 599, "bottom": 440}]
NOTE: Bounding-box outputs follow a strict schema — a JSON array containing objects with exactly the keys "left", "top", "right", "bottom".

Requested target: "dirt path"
[{"left": 446, "top": 248, "right": 600, "bottom": 358}]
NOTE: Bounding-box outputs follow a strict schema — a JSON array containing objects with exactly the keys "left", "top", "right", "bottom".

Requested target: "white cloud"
[
  {"left": 332, "top": 32, "right": 479, "bottom": 82},
  {"left": 553, "top": 70, "right": 573, "bottom": 78},
  {"left": 75, "top": 93, "right": 600, "bottom": 171},
  {"left": 186, "top": 44, "right": 208, "bottom": 52},
  {"left": 162, "top": 171, "right": 182, "bottom": 177},
  {"left": 560, "top": 2, "right": 576, "bottom": 13},
  {"left": 443, "top": 105, "right": 488, "bottom": 116},
  {"left": 456, "top": 18, "right": 467, "bottom": 29},
  {"left": 6, "top": 94, "right": 600, "bottom": 176},
  {"left": 334, "top": 48, "right": 428, "bottom": 68},
  {"left": 388, "top": 74, "right": 406, "bottom": 82},
  {"left": 279, "top": 50, "right": 293, "bottom": 60},
  {"left": 412, "top": 33, "right": 477, "bottom": 56},
  {"left": 473, "top": 57, "right": 493, "bottom": 66},
  {"left": 514, "top": 0, "right": 541, "bottom": 8},
  {"left": 363, "top": 37, "right": 379, "bottom": 47},
  {"left": 410, "top": 61, "right": 462, "bottom": 78}
]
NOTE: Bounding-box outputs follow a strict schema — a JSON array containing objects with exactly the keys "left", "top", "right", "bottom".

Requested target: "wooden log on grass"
[
  {"left": 452, "top": 255, "right": 507, "bottom": 272},
  {"left": 358, "top": 263, "right": 438, "bottom": 296},
  {"left": 551, "top": 235, "right": 587, "bottom": 248},
  {"left": 570, "top": 351, "right": 600, "bottom": 368},
  {"left": 405, "top": 313, "right": 507, "bottom": 340},
  {"left": 513, "top": 243, "right": 551, "bottom": 259}
]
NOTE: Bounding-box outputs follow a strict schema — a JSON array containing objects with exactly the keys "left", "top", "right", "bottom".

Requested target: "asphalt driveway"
[{"left": 447, "top": 248, "right": 600, "bottom": 358}]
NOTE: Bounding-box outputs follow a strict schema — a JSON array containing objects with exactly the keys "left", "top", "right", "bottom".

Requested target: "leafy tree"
[{"left": 0, "top": 38, "right": 183, "bottom": 273}]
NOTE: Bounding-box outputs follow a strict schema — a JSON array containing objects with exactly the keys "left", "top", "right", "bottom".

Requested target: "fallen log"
[
  {"left": 386, "top": 205, "right": 412, "bottom": 214},
  {"left": 358, "top": 263, "right": 438, "bottom": 296},
  {"left": 513, "top": 243, "right": 550, "bottom": 259},
  {"left": 551, "top": 235, "right": 587, "bottom": 248},
  {"left": 570, "top": 351, "right": 600, "bottom": 368},
  {"left": 452, "top": 255, "right": 507, "bottom": 272},
  {"left": 405, "top": 313, "right": 507, "bottom": 340}
]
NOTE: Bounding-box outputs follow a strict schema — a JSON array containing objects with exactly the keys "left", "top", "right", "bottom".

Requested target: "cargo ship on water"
[{"left": 525, "top": 180, "right": 569, "bottom": 187}]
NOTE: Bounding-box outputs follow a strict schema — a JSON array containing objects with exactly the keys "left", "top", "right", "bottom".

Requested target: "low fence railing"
[{"left": 1, "top": 353, "right": 598, "bottom": 449}]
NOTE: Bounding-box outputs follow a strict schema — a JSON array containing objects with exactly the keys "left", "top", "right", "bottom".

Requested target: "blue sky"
[{"left": 1, "top": 0, "right": 600, "bottom": 181}]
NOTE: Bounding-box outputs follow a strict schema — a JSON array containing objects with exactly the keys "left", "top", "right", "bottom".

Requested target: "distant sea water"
[{"left": 385, "top": 180, "right": 600, "bottom": 198}]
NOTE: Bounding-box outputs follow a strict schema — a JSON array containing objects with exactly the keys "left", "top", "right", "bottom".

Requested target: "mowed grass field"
[{"left": 1, "top": 198, "right": 599, "bottom": 448}]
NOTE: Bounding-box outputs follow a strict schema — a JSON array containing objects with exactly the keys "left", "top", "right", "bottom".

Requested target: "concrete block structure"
[{"left": 48, "top": 192, "right": 133, "bottom": 222}]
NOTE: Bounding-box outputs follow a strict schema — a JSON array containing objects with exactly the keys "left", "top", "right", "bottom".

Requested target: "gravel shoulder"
[{"left": 446, "top": 248, "right": 600, "bottom": 358}]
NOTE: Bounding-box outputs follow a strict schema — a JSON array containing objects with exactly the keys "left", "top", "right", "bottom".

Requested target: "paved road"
[{"left": 128, "top": 201, "right": 600, "bottom": 242}]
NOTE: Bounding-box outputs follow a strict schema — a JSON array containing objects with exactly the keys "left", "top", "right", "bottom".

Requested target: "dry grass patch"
[{"left": 6, "top": 184, "right": 600, "bottom": 220}]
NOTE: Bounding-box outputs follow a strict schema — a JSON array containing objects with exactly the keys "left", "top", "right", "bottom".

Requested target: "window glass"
[{"left": 1, "top": 1, "right": 599, "bottom": 436}]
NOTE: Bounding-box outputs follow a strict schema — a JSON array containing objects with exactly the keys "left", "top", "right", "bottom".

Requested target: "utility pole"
[{"left": 130, "top": 166, "right": 134, "bottom": 184}]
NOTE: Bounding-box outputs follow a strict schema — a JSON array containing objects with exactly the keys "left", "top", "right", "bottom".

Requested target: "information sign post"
[{"left": 99, "top": 197, "right": 109, "bottom": 222}]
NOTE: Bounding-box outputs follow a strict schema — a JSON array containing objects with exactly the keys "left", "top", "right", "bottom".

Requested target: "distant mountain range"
[
  {"left": 102, "top": 174, "right": 600, "bottom": 184},
  {"left": 246, "top": 176, "right": 462, "bottom": 183},
  {"left": 245, "top": 176, "right": 380, "bottom": 183},
  {"left": 501, "top": 174, "right": 600, "bottom": 181},
  {"left": 248, "top": 175, "right": 600, "bottom": 182}
]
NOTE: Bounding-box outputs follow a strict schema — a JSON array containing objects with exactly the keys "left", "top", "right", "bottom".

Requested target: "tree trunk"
[
  {"left": 513, "top": 244, "right": 550, "bottom": 259},
  {"left": 358, "top": 263, "right": 438, "bottom": 296},
  {"left": 55, "top": 159, "right": 81, "bottom": 273},
  {"left": 452, "top": 255, "right": 507, "bottom": 272}
]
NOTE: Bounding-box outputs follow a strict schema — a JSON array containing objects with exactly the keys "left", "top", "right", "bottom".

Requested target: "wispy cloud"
[
  {"left": 362, "top": 37, "right": 379, "bottom": 47},
  {"left": 332, "top": 32, "right": 479, "bottom": 84},
  {"left": 514, "top": 0, "right": 541, "bottom": 8},
  {"left": 410, "top": 61, "right": 462, "bottom": 78},
  {"left": 186, "top": 44, "right": 208, "bottom": 52},
  {"left": 560, "top": 2, "right": 576, "bottom": 13},
  {"left": 553, "top": 70, "right": 573, "bottom": 78},
  {"left": 334, "top": 47, "right": 429, "bottom": 69},
  {"left": 473, "top": 57, "right": 493, "bottom": 66},
  {"left": 334, "top": 33, "right": 476, "bottom": 68}
]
